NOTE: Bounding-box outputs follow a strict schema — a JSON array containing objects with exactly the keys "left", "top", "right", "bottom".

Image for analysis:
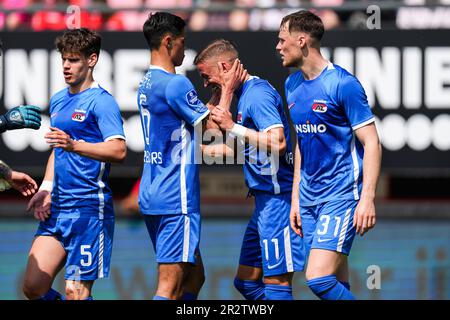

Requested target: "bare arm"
[
  {"left": 242, "top": 127, "right": 286, "bottom": 154},
  {"left": 290, "top": 142, "right": 303, "bottom": 237},
  {"left": 0, "top": 160, "right": 37, "bottom": 196},
  {"left": 201, "top": 143, "right": 235, "bottom": 158},
  {"left": 27, "top": 150, "right": 55, "bottom": 221},
  {"left": 72, "top": 139, "right": 127, "bottom": 163},
  {"left": 210, "top": 107, "right": 287, "bottom": 154},
  {"left": 353, "top": 122, "right": 382, "bottom": 236},
  {"left": 43, "top": 150, "right": 55, "bottom": 182},
  {"left": 45, "top": 127, "right": 126, "bottom": 163}
]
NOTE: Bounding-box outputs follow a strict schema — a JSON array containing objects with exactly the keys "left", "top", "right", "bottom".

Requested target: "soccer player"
[
  {"left": 1, "top": 105, "right": 42, "bottom": 195},
  {"left": 138, "top": 13, "right": 245, "bottom": 300},
  {"left": 196, "top": 39, "right": 305, "bottom": 300},
  {"left": 276, "top": 10, "right": 382, "bottom": 300},
  {"left": 24, "top": 28, "right": 126, "bottom": 300}
]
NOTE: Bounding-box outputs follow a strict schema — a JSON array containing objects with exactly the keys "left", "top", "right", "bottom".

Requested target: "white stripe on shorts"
[
  {"left": 98, "top": 230, "right": 105, "bottom": 278},
  {"left": 182, "top": 215, "right": 190, "bottom": 262},
  {"left": 180, "top": 121, "right": 188, "bottom": 214},
  {"left": 284, "top": 226, "right": 294, "bottom": 272},
  {"left": 337, "top": 207, "right": 352, "bottom": 253}
]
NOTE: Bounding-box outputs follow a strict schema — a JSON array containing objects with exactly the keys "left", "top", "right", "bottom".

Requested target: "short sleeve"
[
  {"left": 165, "top": 75, "right": 209, "bottom": 127},
  {"left": 93, "top": 93, "right": 126, "bottom": 141},
  {"left": 338, "top": 76, "right": 374, "bottom": 130},
  {"left": 249, "top": 86, "right": 284, "bottom": 132}
]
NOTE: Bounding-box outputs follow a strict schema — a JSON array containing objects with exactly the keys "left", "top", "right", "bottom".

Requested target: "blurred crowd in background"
[{"left": 1, "top": 0, "right": 450, "bottom": 31}]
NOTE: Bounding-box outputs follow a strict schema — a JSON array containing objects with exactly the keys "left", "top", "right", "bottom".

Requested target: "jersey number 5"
[{"left": 80, "top": 245, "right": 92, "bottom": 267}]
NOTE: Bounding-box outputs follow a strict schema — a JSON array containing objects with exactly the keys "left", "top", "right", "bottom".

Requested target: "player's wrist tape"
[
  {"left": 39, "top": 180, "right": 53, "bottom": 192},
  {"left": 230, "top": 124, "right": 247, "bottom": 139}
]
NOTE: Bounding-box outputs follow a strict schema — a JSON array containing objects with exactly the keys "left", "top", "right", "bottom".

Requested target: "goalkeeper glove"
[{"left": 0, "top": 105, "right": 42, "bottom": 133}]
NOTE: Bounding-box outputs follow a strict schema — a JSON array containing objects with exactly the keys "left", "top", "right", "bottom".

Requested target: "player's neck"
[
  {"left": 69, "top": 76, "right": 94, "bottom": 94},
  {"left": 150, "top": 53, "right": 176, "bottom": 74},
  {"left": 299, "top": 53, "right": 329, "bottom": 81}
]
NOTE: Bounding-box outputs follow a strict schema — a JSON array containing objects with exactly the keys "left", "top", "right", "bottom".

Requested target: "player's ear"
[
  {"left": 219, "top": 61, "right": 227, "bottom": 71},
  {"left": 88, "top": 53, "right": 98, "bottom": 68},
  {"left": 163, "top": 35, "right": 173, "bottom": 52},
  {"left": 298, "top": 34, "right": 307, "bottom": 49}
]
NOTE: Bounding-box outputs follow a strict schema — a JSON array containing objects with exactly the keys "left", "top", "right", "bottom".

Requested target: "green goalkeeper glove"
[{"left": 0, "top": 105, "right": 42, "bottom": 133}]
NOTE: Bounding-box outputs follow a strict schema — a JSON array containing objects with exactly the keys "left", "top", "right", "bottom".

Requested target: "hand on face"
[{"left": 218, "top": 59, "right": 248, "bottom": 94}]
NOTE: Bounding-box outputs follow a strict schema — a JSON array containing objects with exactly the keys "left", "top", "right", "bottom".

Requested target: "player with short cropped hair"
[
  {"left": 24, "top": 28, "right": 126, "bottom": 300},
  {"left": 138, "top": 12, "right": 245, "bottom": 300},
  {"left": 277, "top": 10, "right": 382, "bottom": 299},
  {"left": 196, "top": 39, "right": 305, "bottom": 300}
]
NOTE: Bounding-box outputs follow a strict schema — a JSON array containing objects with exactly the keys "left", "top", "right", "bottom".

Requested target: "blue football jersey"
[
  {"left": 236, "top": 76, "right": 294, "bottom": 194},
  {"left": 286, "top": 63, "right": 374, "bottom": 206},
  {"left": 137, "top": 66, "right": 210, "bottom": 215},
  {"left": 49, "top": 82, "right": 125, "bottom": 218}
]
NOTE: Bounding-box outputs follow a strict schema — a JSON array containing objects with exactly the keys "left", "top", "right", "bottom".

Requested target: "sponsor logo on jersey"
[
  {"left": 72, "top": 112, "right": 86, "bottom": 122},
  {"left": 312, "top": 102, "right": 327, "bottom": 113},
  {"left": 295, "top": 120, "right": 327, "bottom": 134},
  {"left": 186, "top": 89, "right": 199, "bottom": 106},
  {"left": 288, "top": 103, "right": 295, "bottom": 109}
]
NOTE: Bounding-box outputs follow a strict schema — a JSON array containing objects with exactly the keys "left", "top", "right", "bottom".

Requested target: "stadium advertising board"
[{"left": 0, "top": 30, "right": 449, "bottom": 175}]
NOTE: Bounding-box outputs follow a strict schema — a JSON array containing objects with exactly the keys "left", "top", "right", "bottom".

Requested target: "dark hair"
[
  {"left": 143, "top": 12, "right": 186, "bottom": 50},
  {"left": 280, "top": 10, "right": 324, "bottom": 42},
  {"left": 194, "top": 39, "right": 238, "bottom": 65},
  {"left": 55, "top": 28, "right": 101, "bottom": 57}
]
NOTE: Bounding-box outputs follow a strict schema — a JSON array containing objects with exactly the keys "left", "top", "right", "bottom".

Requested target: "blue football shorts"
[
  {"left": 35, "top": 216, "right": 114, "bottom": 281},
  {"left": 239, "top": 191, "right": 306, "bottom": 276},
  {"left": 301, "top": 199, "right": 358, "bottom": 256},
  {"left": 143, "top": 212, "right": 201, "bottom": 264}
]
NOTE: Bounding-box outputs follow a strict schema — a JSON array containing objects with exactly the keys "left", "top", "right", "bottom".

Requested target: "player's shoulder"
[
  {"left": 327, "top": 63, "right": 358, "bottom": 84},
  {"left": 248, "top": 77, "right": 279, "bottom": 95},
  {"left": 91, "top": 83, "right": 120, "bottom": 107},
  {"left": 167, "top": 73, "right": 193, "bottom": 89},
  {"left": 285, "top": 70, "right": 303, "bottom": 92},
  {"left": 323, "top": 63, "right": 362, "bottom": 97},
  {"left": 165, "top": 74, "right": 196, "bottom": 102},
  {"left": 50, "top": 87, "right": 69, "bottom": 104}
]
